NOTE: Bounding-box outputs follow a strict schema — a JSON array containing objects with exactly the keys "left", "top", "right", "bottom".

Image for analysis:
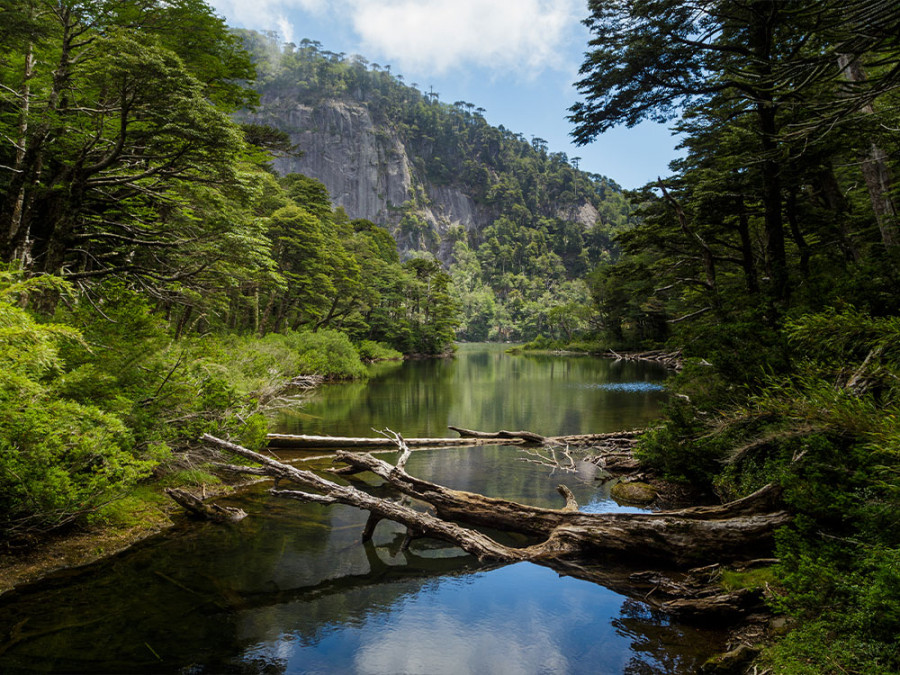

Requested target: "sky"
[{"left": 207, "top": 0, "right": 681, "bottom": 189}]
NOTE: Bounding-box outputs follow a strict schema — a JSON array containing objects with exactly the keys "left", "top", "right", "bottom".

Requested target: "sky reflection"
[{"left": 240, "top": 563, "right": 675, "bottom": 674}]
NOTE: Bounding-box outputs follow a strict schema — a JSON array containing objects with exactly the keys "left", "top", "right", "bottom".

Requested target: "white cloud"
[
  {"left": 348, "top": 0, "right": 583, "bottom": 76},
  {"left": 208, "top": 0, "right": 325, "bottom": 40},
  {"left": 209, "top": 0, "right": 584, "bottom": 78}
]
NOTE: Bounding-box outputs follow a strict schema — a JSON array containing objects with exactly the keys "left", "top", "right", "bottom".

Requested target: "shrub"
[{"left": 356, "top": 339, "right": 403, "bottom": 362}]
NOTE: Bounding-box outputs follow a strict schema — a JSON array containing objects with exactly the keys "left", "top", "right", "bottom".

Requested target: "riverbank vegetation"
[
  {"left": 2, "top": 0, "right": 899, "bottom": 671},
  {"left": 0, "top": 0, "right": 455, "bottom": 546},
  {"left": 566, "top": 2, "right": 900, "bottom": 671}
]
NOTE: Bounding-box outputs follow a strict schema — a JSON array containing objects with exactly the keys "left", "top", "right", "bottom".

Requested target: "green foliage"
[
  {"left": 356, "top": 340, "right": 403, "bottom": 362},
  {"left": 642, "top": 306, "right": 900, "bottom": 671},
  {"left": 285, "top": 330, "right": 368, "bottom": 379},
  {"left": 0, "top": 273, "right": 154, "bottom": 537},
  {"left": 634, "top": 400, "right": 732, "bottom": 487},
  {"left": 238, "top": 31, "right": 634, "bottom": 342},
  {"left": 0, "top": 398, "right": 153, "bottom": 535},
  {"left": 719, "top": 566, "right": 777, "bottom": 593}
]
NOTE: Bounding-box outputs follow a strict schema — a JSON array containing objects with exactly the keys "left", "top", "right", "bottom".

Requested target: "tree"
[
  {"left": 0, "top": 0, "right": 256, "bottom": 287},
  {"left": 571, "top": 0, "right": 900, "bottom": 300}
]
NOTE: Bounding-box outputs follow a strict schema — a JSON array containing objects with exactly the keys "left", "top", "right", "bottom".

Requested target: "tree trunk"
[
  {"left": 203, "top": 434, "right": 791, "bottom": 567},
  {"left": 751, "top": 2, "right": 788, "bottom": 302},
  {"left": 815, "top": 164, "right": 859, "bottom": 263},
  {"left": 736, "top": 200, "right": 759, "bottom": 294},
  {"left": 838, "top": 54, "right": 899, "bottom": 253}
]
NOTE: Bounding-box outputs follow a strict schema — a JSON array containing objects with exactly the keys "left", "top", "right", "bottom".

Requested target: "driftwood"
[
  {"left": 164, "top": 488, "right": 247, "bottom": 523},
  {"left": 267, "top": 433, "right": 526, "bottom": 449},
  {"left": 202, "top": 434, "right": 790, "bottom": 566},
  {"left": 268, "top": 426, "right": 647, "bottom": 450},
  {"left": 607, "top": 348, "right": 684, "bottom": 370},
  {"left": 448, "top": 425, "right": 546, "bottom": 443}
]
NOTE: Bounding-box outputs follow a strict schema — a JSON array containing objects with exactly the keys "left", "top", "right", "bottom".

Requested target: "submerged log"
[
  {"left": 202, "top": 434, "right": 790, "bottom": 566},
  {"left": 165, "top": 488, "right": 247, "bottom": 523}
]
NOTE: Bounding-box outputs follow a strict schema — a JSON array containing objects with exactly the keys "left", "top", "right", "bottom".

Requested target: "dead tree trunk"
[
  {"left": 164, "top": 488, "right": 247, "bottom": 523},
  {"left": 202, "top": 434, "right": 790, "bottom": 566}
]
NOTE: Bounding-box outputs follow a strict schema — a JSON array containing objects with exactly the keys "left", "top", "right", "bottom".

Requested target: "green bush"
[
  {"left": 284, "top": 329, "right": 368, "bottom": 379},
  {"left": 0, "top": 398, "right": 153, "bottom": 534},
  {"left": 634, "top": 400, "right": 731, "bottom": 487},
  {"left": 356, "top": 339, "right": 403, "bottom": 362}
]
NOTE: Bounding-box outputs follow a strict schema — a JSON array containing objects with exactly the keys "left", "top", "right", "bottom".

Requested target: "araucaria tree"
[{"left": 572, "top": 0, "right": 900, "bottom": 312}]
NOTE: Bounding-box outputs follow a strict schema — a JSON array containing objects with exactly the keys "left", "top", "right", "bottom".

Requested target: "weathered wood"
[
  {"left": 266, "top": 433, "right": 525, "bottom": 449},
  {"left": 607, "top": 348, "right": 684, "bottom": 370},
  {"left": 332, "top": 450, "right": 790, "bottom": 564},
  {"left": 164, "top": 488, "right": 247, "bottom": 523},
  {"left": 661, "top": 588, "right": 761, "bottom": 620},
  {"left": 203, "top": 434, "right": 790, "bottom": 566},
  {"left": 448, "top": 425, "right": 546, "bottom": 443},
  {"left": 268, "top": 426, "right": 646, "bottom": 450}
]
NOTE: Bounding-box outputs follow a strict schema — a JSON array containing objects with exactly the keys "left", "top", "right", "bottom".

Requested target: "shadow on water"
[{"left": 0, "top": 345, "right": 728, "bottom": 673}]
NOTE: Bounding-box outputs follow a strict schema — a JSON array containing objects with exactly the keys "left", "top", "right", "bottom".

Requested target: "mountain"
[{"left": 236, "top": 32, "right": 635, "bottom": 340}]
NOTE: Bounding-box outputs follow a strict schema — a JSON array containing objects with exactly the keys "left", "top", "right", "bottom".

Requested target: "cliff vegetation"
[{"left": 238, "top": 31, "right": 635, "bottom": 341}]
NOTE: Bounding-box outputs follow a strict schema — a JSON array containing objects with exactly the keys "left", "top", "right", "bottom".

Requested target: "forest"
[
  {"left": 240, "top": 30, "right": 636, "bottom": 342},
  {"left": 568, "top": 1, "right": 900, "bottom": 671},
  {"left": 0, "top": 0, "right": 899, "bottom": 673},
  {"left": 0, "top": 0, "right": 456, "bottom": 542}
]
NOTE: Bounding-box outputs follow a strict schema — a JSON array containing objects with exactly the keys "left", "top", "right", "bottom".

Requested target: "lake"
[{"left": 0, "top": 344, "right": 726, "bottom": 673}]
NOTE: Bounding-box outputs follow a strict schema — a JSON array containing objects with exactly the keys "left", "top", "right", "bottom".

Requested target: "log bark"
[
  {"left": 607, "top": 349, "right": 684, "bottom": 370},
  {"left": 268, "top": 427, "right": 646, "bottom": 450},
  {"left": 202, "top": 435, "right": 790, "bottom": 566},
  {"left": 164, "top": 488, "right": 247, "bottom": 523},
  {"left": 266, "top": 433, "right": 526, "bottom": 449},
  {"left": 448, "top": 426, "right": 546, "bottom": 443}
]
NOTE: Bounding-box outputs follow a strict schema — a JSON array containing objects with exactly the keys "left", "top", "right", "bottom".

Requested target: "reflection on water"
[
  {"left": 0, "top": 345, "right": 727, "bottom": 673},
  {"left": 274, "top": 343, "right": 670, "bottom": 438}
]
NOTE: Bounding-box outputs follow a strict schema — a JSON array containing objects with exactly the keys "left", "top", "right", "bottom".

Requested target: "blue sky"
[{"left": 208, "top": 0, "right": 681, "bottom": 189}]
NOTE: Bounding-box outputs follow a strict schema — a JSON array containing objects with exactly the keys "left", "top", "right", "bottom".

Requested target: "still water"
[{"left": 0, "top": 345, "right": 726, "bottom": 673}]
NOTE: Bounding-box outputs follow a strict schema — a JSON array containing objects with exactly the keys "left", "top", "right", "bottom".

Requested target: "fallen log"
[
  {"left": 607, "top": 348, "right": 684, "bottom": 370},
  {"left": 165, "top": 488, "right": 247, "bottom": 523},
  {"left": 266, "top": 433, "right": 526, "bottom": 449},
  {"left": 448, "top": 426, "right": 546, "bottom": 443},
  {"left": 202, "top": 434, "right": 790, "bottom": 566},
  {"left": 267, "top": 426, "right": 646, "bottom": 450}
]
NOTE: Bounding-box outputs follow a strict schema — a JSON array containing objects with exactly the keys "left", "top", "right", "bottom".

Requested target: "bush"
[
  {"left": 634, "top": 400, "right": 731, "bottom": 487},
  {"left": 0, "top": 398, "right": 153, "bottom": 535},
  {"left": 356, "top": 339, "right": 403, "bottom": 362}
]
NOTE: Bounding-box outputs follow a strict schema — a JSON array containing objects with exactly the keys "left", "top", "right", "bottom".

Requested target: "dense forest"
[
  {"left": 0, "top": 0, "right": 457, "bottom": 541},
  {"left": 568, "top": 1, "right": 900, "bottom": 672},
  {"left": 1, "top": 0, "right": 899, "bottom": 672},
  {"left": 238, "top": 31, "right": 635, "bottom": 341}
]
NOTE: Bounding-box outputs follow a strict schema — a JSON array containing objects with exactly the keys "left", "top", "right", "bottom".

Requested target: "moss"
[
  {"left": 610, "top": 480, "right": 658, "bottom": 504},
  {"left": 720, "top": 567, "right": 777, "bottom": 592}
]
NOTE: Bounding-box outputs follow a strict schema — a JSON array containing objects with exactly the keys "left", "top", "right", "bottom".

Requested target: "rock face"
[
  {"left": 248, "top": 94, "right": 600, "bottom": 259},
  {"left": 253, "top": 96, "right": 495, "bottom": 236},
  {"left": 266, "top": 99, "right": 414, "bottom": 223}
]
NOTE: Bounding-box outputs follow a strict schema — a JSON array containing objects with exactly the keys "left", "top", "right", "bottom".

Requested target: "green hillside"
[{"left": 238, "top": 32, "right": 635, "bottom": 341}]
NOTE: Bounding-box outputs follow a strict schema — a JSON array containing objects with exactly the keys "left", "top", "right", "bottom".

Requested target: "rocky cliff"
[
  {"left": 249, "top": 95, "right": 507, "bottom": 238},
  {"left": 239, "top": 31, "right": 630, "bottom": 268}
]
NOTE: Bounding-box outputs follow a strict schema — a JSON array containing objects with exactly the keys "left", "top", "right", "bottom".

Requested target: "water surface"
[{"left": 0, "top": 345, "right": 727, "bottom": 673}]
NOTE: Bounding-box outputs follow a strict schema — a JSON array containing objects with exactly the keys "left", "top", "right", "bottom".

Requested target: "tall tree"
[
  {"left": 571, "top": 0, "right": 900, "bottom": 300},
  {"left": 0, "top": 0, "right": 256, "bottom": 287}
]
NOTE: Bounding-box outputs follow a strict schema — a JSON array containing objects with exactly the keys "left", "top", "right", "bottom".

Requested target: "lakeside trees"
[
  {"left": 240, "top": 32, "right": 636, "bottom": 341},
  {"left": 572, "top": 1, "right": 900, "bottom": 670},
  {"left": 0, "top": 1, "right": 459, "bottom": 539}
]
